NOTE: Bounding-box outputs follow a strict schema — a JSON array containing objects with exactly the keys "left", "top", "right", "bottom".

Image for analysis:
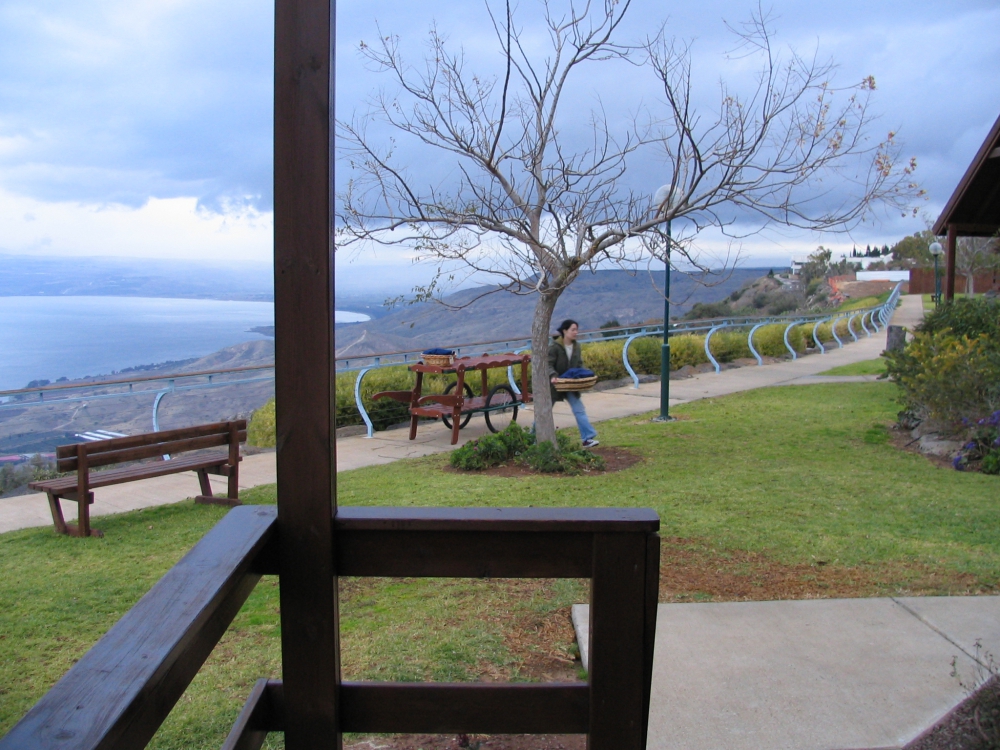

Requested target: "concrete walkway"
[
  {"left": 574, "top": 595, "right": 1000, "bottom": 750},
  {"left": 0, "top": 295, "right": 921, "bottom": 533}
]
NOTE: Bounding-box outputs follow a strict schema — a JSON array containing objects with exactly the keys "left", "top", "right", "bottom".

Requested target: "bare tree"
[
  {"left": 956, "top": 236, "right": 1000, "bottom": 295},
  {"left": 337, "top": 0, "right": 923, "bottom": 444}
]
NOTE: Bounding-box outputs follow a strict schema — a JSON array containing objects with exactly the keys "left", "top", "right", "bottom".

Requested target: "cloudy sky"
[{"left": 1, "top": 0, "right": 998, "bottom": 292}]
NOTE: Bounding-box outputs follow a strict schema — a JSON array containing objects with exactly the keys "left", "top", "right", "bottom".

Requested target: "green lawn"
[
  {"left": 2, "top": 382, "right": 998, "bottom": 748},
  {"left": 817, "top": 358, "right": 887, "bottom": 376}
]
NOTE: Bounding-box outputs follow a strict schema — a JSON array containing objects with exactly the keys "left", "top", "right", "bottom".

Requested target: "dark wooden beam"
[
  {"left": 334, "top": 506, "right": 660, "bottom": 532},
  {"left": 221, "top": 679, "right": 285, "bottom": 750},
  {"left": 945, "top": 223, "right": 957, "bottom": 302},
  {"left": 588, "top": 533, "right": 651, "bottom": 749},
  {"left": 336, "top": 529, "right": 593, "bottom": 577},
  {"left": 274, "top": 0, "right": 339, "bottom": 746},
  {"left": 333, "top": 508, "right": 660, "bottom": 578},
  {"left": 339, "top": 683, "right": 589, "bottom": 734},
  {"left": 0, "top": 506, "right": 276, "bottom": 750},
  {"left": 641, "top": 533, "right": 661, "bottom": 746}
]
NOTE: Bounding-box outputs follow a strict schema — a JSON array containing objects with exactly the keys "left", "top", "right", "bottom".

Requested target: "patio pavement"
[{"left": 573, "top": 595, "right": 1000, "bottom": 750}]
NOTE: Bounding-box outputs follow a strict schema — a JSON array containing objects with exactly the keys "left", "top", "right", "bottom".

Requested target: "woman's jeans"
[{"left": 565, "top": 392, "right": 597, "bottom": 441}]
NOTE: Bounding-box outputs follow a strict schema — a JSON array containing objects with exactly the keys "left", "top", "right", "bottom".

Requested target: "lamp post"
[
  {"left": 929, "top": 241, "right": 944, "bottom": 306},
  {"left": 657, "top": 219, "right": 673, "bottom": 421}
]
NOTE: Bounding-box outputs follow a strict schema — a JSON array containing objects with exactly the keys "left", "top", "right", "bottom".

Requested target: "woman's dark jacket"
[{"left": 547, "top": 338, "right": 584, "bottom": 402}]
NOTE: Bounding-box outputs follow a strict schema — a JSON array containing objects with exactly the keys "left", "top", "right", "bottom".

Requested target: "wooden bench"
[{"left": 29, "top": 420, "right": 246, "bottom": 538}]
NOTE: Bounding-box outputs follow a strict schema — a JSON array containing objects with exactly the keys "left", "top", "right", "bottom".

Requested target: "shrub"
[
  {"left": 450, "top": 424, "right": 602, "bottom": 474},
  {"left": 885, "top": 330, "right": 1000, "bottom": 427},
  {"left": 247, "top": 398, "right": 277, "bottom": 448},
  {"left": 520, "top": 433, "right": 605, "bottom": 474},
  {"left": 580, "top": 340, "right": 629, "bottom": 381},
  {"left": 628, "top": 336, "right": 662, "bottom": 374},
  {"left": 953, "top": 411, "right": 1000, "bottom": 475},
  {"left": 497, "top": 422, "right": 533, "bottom": 455},
  {"left": 682, "top": 301, "right": 732, "bottom": 320},
  {"left": 599, "top": 319, "right": 621, "bottom": 337},
  {"left": 766, "top": 292, "right": 800, "bottom": 315},
  {"left": 707, "top": 330, "right": 753, "bottom": 362},
  {"left": 451, "top": 424, "right": 533, "bottom": 470},
  {"left": 669, "top": 334, "right": 708, "bottom": 369},
  {"left": 919, "top": 297, "right": 1000, "bottom": 338},
  {"left": 752, "top": 323, "right": 807, "bottom": 357}
]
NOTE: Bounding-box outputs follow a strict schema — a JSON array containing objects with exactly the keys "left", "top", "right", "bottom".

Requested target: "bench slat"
[
  {"left": 56, "top": 420, "right": 246, "bottom": 460},
  {"left": 32, "top": 453, "right": 235, "bottom": 495},
  {"left": 58, "top": 429, "right": 246, "bottom": 471}
]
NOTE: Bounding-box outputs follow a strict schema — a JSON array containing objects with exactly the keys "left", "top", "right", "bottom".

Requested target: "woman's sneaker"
[{"left": 582, "top": 438, "right": 600, "bottom": 448}]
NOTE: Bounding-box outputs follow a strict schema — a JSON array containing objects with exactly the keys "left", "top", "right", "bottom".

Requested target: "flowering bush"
[
  {"left": 953, "top": 411, "right": 1000, "bottom": 475},
  {"left": 885, "top": 331, "right": 1000, "bottom": 427}
]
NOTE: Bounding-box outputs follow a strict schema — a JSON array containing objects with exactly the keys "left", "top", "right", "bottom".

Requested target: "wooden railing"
[
  {"left": 0, "top": 505, "right": 279, "bottom": 749},
  {"left": 1, "top": 505, "right": 659, "bottom": 750}
]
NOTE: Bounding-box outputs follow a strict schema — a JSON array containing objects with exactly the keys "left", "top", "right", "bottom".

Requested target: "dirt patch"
[
  {"left": 888, "top": 424, "right": 957, "bottom": 471},
  {"left": 345, "top": 734, "right": 585, "bottom": 750},
  {"left": 441, "top": 446, "right": 643, "bottom": 478},
  {"left": 658, "top": 538, "right": 992, "bottom": 601},
  {"left": 905, "top": 675, "right": 1000, "bottom": 750},
  {"left": 341, "top": 579, "right": 585, "bottom": 750}
]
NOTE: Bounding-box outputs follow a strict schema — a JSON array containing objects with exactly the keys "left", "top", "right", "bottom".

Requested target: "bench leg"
[
  {"left": 195, "top": 468, "right": 241, "bottom": 507},
  {"left": 197, "top": 468, "right": 214, "bottom": 497},
  {"left": 227, "top": 464, "right": 240, "bottom": 505},
  {"left": 64, "top": 493, "right": 103, "bottom": 538},
  {"left": 408, "top": 414, "right": 419, "bottom": 441},
  {"left": 46, "top": 492, "right": 68, "bottom": 535}
]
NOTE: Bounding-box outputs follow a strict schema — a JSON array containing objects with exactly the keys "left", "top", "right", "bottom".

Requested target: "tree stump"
[{"left": 886, "top": 325, "right": 907, "bottom": 352}]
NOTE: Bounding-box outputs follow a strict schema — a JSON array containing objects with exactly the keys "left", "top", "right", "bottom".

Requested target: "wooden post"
[
  {"left": 228, "top": 421, "right": 240, "bottom": 501},
  {"left": 945, "top": 223, "right": 957, "bottom": 302},
  {"left": 274, "top": 0, "right": 339, "bottom": 747},
  {"left": 76, "top": 443, "right": 90, "bottom": 537},
  {"left": 588, "top": 533, "right": 650, "bottom": 749}
]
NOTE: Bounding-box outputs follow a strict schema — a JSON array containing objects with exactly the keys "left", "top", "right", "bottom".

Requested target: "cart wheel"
[
  {"left": 442, "top": 381, "right": 474, "bottom": 429},
  {"left": 485, "top": 384, "right": 519, "bottom": 433}
]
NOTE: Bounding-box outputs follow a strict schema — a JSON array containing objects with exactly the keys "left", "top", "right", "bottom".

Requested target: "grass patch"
[
  {"left": 3, "top": 382, "right": 1000, "bottom": 747},
  {"left": 817, "top": 358, "right": 887, "bottom": 376}
]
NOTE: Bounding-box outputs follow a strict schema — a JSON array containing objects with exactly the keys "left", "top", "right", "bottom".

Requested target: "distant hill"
[{"left": 334, "top": 268, "right": 771, "bottom": 356}]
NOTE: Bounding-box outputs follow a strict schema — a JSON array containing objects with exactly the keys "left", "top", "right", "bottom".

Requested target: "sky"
[{"left": 1, "top": 0, "right": 998, "bottom": 294}]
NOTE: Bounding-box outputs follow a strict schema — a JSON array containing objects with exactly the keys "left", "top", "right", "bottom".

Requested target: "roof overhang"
[{"left": 933, "top": 112, "right": 1000, "bottom": 238}]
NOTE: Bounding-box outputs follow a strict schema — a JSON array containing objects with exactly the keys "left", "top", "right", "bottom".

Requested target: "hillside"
[{"left": 334, "top": 268, "right": 770, "bottom": 355}]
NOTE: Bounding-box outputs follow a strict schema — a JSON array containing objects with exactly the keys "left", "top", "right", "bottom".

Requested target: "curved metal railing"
[{"left": 0, "top": 284, "right": 902, "bottom": 442}]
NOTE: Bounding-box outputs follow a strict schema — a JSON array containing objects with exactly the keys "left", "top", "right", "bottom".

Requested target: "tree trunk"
[{"left": 530, "top": 291, "right": 561, "bottom": 445}]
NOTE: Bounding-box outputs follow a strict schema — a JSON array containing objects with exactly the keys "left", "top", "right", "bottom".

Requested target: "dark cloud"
[{"left": 0, "top": 0, "right": 998, "bottom": 246}]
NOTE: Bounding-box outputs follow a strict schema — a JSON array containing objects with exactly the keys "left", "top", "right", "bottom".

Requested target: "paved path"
[
  {"left": 574, "top": 595, "right": 1000, "bottom": 750},
  {"left": 0, "top": 295, "right": 921, "bottom": 533}
]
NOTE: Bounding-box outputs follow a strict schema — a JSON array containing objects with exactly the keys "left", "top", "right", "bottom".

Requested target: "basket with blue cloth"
[
  {"left": 421, "top": 348, "right": 456, "bottom": 367},
  {"left": 552, "top": 367, "right": 598, "bottom": 392}
]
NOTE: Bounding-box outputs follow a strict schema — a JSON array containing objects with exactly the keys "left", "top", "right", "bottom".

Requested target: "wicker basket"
[
  {"left": 552, "top": 375, "right": 598, "bottom": 392},
  {"left": 422, "top": 353, "right": 454, "bottom": 368}
]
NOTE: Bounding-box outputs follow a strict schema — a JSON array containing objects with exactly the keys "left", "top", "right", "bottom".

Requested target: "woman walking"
[{"left": 548, "top": 319, "right": 599, "bottom": 448}]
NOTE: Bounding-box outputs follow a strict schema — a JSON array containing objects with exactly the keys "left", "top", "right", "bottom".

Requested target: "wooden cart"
[{"left": 373, "top": 353, "right": 532, "bottom": 445}]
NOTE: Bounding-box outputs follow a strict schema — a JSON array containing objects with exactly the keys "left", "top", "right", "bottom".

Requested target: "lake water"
[{"left": 0, "top": 297, "right": 369, "bottom": 391}]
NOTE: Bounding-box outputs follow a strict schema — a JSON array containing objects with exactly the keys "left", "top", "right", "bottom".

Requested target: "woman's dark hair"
[{"left": 553, "top": 319, "right": 579, "bottom": 339}]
